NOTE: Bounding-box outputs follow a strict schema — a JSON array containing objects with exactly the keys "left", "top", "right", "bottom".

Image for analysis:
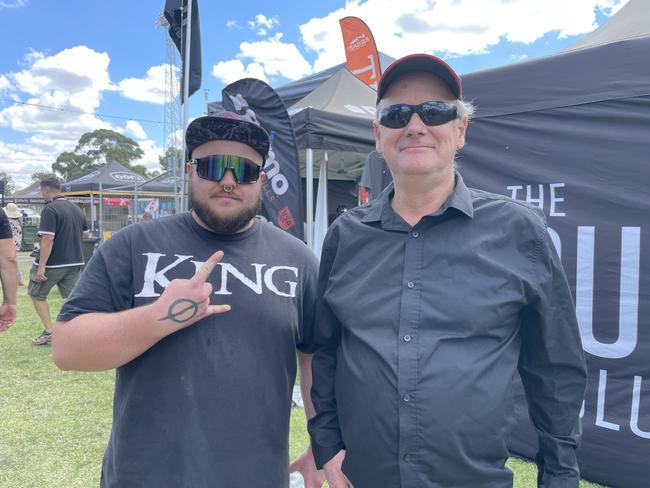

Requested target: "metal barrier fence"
[{"left": 90, "top": 192, "right": 178, "bottom": 240}]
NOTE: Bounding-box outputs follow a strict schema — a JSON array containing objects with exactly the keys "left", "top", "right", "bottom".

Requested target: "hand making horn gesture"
[{"left": 154, "top": 250, "right": 231, "bottom": 332}]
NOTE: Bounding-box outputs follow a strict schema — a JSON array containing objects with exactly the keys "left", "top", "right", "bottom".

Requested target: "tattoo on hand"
[{"left": 159, "top": 298, "right": 201, "bottom": 323}]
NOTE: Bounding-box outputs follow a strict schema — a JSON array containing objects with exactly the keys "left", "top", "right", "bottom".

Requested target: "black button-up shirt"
[{"left": 308, "top": 174, "right": 587, "bottom": 488}]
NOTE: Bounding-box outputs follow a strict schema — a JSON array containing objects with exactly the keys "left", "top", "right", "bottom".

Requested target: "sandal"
[{"left": 32, "top": 331, "right": 53, "bottom": 345}]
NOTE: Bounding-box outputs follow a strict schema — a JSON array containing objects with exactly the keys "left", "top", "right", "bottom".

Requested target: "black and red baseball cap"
[{"left": 376, "top": 53, "right": 462, "bottom": 103}]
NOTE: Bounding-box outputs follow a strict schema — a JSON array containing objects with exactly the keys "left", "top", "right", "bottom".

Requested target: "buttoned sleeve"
[
  {"left": 307, "top": 223, "right": 346, "bottom": 468},
  {"left": 518, "top": 212, "right": 587, "bottom": 488}
]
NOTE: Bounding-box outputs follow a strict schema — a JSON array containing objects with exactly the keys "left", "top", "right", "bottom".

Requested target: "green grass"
[{"left": 1, "top": 254, "right": 606, "bottom": 487}]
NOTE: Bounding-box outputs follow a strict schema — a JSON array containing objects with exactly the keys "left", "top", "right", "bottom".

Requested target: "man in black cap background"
[
  {"left": 308, "top": 54, "right": 587, "bottom": 488},
  {"left": 53, "top": 111, "right": 324, "bottom": 487}
]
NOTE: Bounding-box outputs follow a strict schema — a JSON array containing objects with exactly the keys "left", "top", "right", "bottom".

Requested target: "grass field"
[{"left": 0, "top": 254, "right": 606, "bottom": 487}]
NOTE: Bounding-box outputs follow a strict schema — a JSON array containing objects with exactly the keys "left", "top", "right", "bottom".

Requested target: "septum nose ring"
[{"left": 223, "top": 185, "right": 234, "bottom": 193}]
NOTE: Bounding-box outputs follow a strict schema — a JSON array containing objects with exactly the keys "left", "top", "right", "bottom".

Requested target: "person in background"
[
  {"left": 28, "top": 177, "right": 88, "bottom": 345},
  {"left": 0, "top": 208, "right": 18, "bottom": 331},
  {"left": 3, "top": 203, "right": 23, "bottom": 285}
]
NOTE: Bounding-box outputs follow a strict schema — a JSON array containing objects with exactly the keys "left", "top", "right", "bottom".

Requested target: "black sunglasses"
[
  {"left": 190, "top": 154, "right": 262, "bottom": 184},
  {"left": 378, "top": 101, "right": 458, "bottom": 129}
]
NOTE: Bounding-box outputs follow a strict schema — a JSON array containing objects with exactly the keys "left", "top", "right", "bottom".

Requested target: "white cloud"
[
  {"left": 211, "top": 32, "right": 312, "bottom": 84},
  {"left": 0, "top": 137, "right": 67, "bottom": 190},
  {"left": 0, "top": 0, "right": 28, "bottom": 9},
  {"left": 238, "top": 33, "right": 312, "bottom": 79},
  {"left": 508, "top": 54, "right": 529, "bottom": 64},
  {"left": 248, "top": 14, "right": 279, "bottom": 30},
  {"left": 212, "top": 59, "right": 268, "bottom": 85},
  {"left": 226, "top": 20, "right": 241, "bottom": 29},
  {"left": 597, "top": 0, "right": 628, "bottom": 15},
  {"left": 118, "top": 64, "right": 171, "bottom": 105},
  {"left": 210, "top": 1, "right": 626, "bottom": 88},
  {"left": 299, "top": 0, "right": 630, "bottom": 71},
  {"left": 0, "top": 74, "right": 13, "bottom": 91},
  {"left": 125, "top": 120, "right": 147, "bottom": 141},
  {"left": 0, "top": 46, "right": 114, "bottom": 143},
  {"left": 10, "top": 46, "right": 114, "bottom": 111},
  {"left": 134, "top": 138, "right": 164, "bottom": 171},
  {"left": 0, "top": 45, "right": 164, "bottom": 187}
]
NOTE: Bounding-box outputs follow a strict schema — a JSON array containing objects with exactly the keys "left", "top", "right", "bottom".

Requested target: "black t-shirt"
[
  {"left": 0, "top": 209, "right": 12, "bottom": 239},
  {"left": 58, "top": 214, "right": 319, "bottom": 488},
  {"left": 36, "top": 196, "right": 87, "bottom": 267}
]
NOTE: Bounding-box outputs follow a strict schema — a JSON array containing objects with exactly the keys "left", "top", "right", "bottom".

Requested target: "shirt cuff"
[{"left": 311, "top": 440, "right": 346, "bottom": 469}]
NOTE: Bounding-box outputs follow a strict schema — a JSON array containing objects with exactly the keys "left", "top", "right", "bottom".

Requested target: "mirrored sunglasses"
[
  {"left": 190, "top": 154, "right": 262, "bottom": 184},
  {"left": 378, "top": 101, "right": 458, "bottom": 129}
]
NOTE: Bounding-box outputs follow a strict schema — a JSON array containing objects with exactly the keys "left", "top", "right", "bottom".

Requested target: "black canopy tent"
[
  {"left": 288, "top": 67, "right": 376, "bottom": 179},
  {"left": 5, "top": 181, "right": 45, "bottom": 204},
  {"left": 61, "top": 160, "right": 172, "bottom": 194},
  {"left": 61, "top": 160, "right": 177, "bottom": 238},
  {"left": 287, "top": 68, "right": 378, "bottom": 248},
  {"left": 457, "top": 1, "right": 650, "bottom": 485}
]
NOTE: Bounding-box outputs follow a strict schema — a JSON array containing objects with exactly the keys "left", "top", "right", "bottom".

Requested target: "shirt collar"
[{"left": 361, "top": 170, "right": 474, "bottom": 226}]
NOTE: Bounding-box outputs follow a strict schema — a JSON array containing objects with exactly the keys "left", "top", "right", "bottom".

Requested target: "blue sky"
[{"left": 0, "top": 0, "right": 628, "bottom": 189}]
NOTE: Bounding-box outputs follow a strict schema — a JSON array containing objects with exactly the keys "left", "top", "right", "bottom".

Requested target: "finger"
[
  {"left": 202, "top": 282, "right": 213, "bottom": 297},
  {"left": 191, "top": 250, "right": 224, "bottom": 284},
  {"left": 206, "top": 304, "right": 231, "bottom": 315}
]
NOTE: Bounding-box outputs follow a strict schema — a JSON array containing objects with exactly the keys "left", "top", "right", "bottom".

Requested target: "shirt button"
[
  {"left": 411, "top": 231, "right": 419, "bottom": 238},
  {"left": 402, "top": 393, "right": 412, "bottom": 402},
  {"left": 403, "top": 453, "right": 412, "bottom": 463},
  {"left": 403, "top": 334, "right": 412, "bottom": 342},
  {"left": 407, "top": 281, "right": 414, "bottom": 289}
]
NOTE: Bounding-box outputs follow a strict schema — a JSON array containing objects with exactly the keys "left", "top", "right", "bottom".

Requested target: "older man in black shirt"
[{"left": 308, "top": 54, "right": 587, "bottom": 488}]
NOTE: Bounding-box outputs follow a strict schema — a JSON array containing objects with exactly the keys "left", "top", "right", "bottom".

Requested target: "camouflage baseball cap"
[{"left": 185, "top": 111, "right": 270, "bottom": 161}]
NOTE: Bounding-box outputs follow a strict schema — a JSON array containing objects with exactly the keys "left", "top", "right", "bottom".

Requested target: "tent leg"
[
  {"left": 99, "top": 183, "right": 103, "bottom": 240},
  {"left": 306, "top": 148, "right": 314, "bottom": 248}
]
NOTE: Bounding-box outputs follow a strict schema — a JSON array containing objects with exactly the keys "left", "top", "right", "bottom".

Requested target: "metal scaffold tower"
[{"left": 159, "top": 12, "right": 184, "bottom": 213}]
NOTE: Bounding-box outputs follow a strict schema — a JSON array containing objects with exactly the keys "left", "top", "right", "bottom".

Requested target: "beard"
[{"left": 189, "top": 186, "right": 261, "bottom": 234}]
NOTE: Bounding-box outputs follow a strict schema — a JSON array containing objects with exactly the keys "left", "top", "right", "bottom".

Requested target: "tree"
[
  {"left": 75, "top": 129, "right": 144, "bottom": 165},
  {"left": 52, "top": 152, "right": 98, "bottom": 182},
  {"left": 0, "top": 172, "right": 15, "bottom": 196},
  {"left": 53, "top": 129, "right": 146, "bottom": 181},
  {"left": 31, "top": 171, "right": 59, "bottom": 184},
  {"left": 159, "top": 147, "right": 183, "bottom": 172}
]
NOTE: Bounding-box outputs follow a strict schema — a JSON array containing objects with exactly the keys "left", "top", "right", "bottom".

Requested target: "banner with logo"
[
  {"left": 222, "top": 78, "right": 304, "bottom": 240},
  {"left": 102, "top": 198, "right": 131, "bottom": 207},
  {"left": 338, "top": 16, "right": 381, "bottom": 89}
]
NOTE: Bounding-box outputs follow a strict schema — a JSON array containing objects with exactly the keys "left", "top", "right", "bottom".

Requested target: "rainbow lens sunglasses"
[
  {"left": 377, "top": 101, "right": 458, "bottom": 129},
  {"left": 190, "top": 154, "right": 262, "bottom": 184}
]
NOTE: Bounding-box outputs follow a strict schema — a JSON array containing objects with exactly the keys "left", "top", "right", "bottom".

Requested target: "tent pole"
[
  {"left": 180, "top": 0, "right": 193, "bottom": 213},
  {"left": 306, "top": 148, "right": 314, "bottom": 248},
  {"left": 99, "top": 183, "right": 103, "bottom": 240},
  {"left": 90, "top": 193, "right": 95, "bottom": 232}
]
